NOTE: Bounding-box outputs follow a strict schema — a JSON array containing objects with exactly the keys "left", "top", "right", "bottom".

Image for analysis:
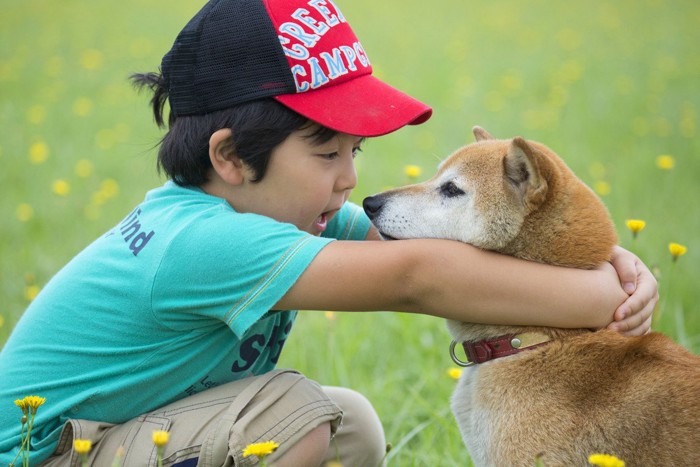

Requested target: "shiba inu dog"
[{"left": 363, "top": 127, "right": 700, "bottom": 466}]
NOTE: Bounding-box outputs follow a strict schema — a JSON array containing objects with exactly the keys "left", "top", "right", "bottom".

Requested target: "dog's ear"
[
  {"left": 473, "top": 126, "right": 494, "bottom": 142},
  {"left": 504, "top": 137, "right": 548, "bottom": 211}
]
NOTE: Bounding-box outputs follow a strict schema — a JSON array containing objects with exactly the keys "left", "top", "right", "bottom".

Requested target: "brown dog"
[{"left": 363, "top": 127, "right": 700, "bottom": 466}]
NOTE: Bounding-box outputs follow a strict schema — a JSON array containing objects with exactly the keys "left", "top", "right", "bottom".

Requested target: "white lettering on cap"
[{"left": 277, "top": 0, "right": 370, "bottom": 93}]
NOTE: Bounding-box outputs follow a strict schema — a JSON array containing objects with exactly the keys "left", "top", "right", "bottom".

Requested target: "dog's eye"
[{"left": 440, "top": 181, "right": 465, "bottom": 198}]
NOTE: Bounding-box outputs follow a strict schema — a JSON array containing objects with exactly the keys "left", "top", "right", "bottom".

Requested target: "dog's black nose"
[{"left": 362, "top": 195, "right": 384, "bottom": 220}]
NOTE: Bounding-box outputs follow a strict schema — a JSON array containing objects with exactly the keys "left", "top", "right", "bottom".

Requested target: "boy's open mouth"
[{"left": 314, "top": 212, "right": 328, "bottom": 233}]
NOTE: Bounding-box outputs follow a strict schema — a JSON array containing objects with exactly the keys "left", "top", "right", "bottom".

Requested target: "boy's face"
[{"left": 233, "top": 128, "right": 362, "bottom": 235}]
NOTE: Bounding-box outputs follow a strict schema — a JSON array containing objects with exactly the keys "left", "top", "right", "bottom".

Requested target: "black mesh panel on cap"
[{"left": 162, "top": 0, "right": 297, "bottom": 117}]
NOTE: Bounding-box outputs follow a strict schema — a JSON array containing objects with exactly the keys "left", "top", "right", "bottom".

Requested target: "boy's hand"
[{"left": 606, "top": 245, "right": 659, "bottom": 336}]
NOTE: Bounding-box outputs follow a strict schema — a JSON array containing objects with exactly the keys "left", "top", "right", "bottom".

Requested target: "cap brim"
[{"left": 273, "top": 74, "right": 432, "bottom": 137}]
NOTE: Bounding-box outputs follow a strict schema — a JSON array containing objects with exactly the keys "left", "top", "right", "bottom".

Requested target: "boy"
[{"left": 0, "top": 0, "right": 657, "bottom": 465}]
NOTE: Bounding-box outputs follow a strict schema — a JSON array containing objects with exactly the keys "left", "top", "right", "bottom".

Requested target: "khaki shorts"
[{"left": 40, "top": 370, "right": 385, "bottom": 466}]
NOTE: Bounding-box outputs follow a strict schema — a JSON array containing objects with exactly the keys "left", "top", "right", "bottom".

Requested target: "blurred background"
[{"left": 2, "top": 0, "right": 699, "bottom": 464}]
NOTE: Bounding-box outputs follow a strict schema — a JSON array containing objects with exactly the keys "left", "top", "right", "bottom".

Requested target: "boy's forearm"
[
  {"left": 282, "top": 239, "right": 626, "bottom": 328},
  {"left": 403, "top": 240, "right": 626, "bottom": 329}
]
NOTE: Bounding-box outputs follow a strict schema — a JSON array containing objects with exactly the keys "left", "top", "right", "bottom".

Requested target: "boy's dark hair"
[{"left": 130, "top": 72, "right": 337, "bottom": 186}]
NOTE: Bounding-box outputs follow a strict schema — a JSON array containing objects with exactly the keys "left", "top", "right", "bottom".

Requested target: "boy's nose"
[{"left": 337, "top": 158, "right": 357, "bottom": 192}]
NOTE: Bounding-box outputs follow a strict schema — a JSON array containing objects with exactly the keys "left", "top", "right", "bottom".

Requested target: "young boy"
[{"left": 0, "top": 0, "right": 657, "bottom": 465}]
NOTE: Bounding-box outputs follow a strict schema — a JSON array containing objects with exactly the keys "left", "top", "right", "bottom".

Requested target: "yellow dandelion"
[
  {"left": 152, "top": 430, "right": 170, "bottom": 447},
  {"left": 52, "top": 179, "right": 71, "bottom": 196},
  {"left": 593, "top": 181, "right": 611, "bottom": 197},
  {"left": 404, "top": 165, "right": 422, "bottom": 179},
  {"left": 324, "top": 311, "right": 336, "bottom": 321},
  {"left": 669, "top": 242, "right": 687, "bottom": 262},
  {"left": 24, "top": 285, "right": 40, "bottom": 302},
  {"left": 27, "top": 105, "right": 47, "bottom": 125},
  {"left": 73, "top": 97, "right": 94, "bottom": 117},
  {"left": 242, "top": 441, "right": 280, "bottom": 458},
  {"left": 588, "top": 453, "right": 625, "bottom": 467},
  {"left": 84, "top": 203, "right": 101, "bottom": 220},
  {"left": 29, "top": 141, "right": 49, "bottom": 164},
  {"left": 625, "top": 219, "right": 646, "bottom": 239},
  {"left": 655, "top": 154, "right": 675, "bottom": 170},
  {"left": 75, "top": 159, "right": 94, "bottom": 178},
  {"left": 447, "top": 368, "right": 463, "bottom": 380},
  {"left": 80, "top": 49, "right": 104, "bottom": 70},
  {"left": 96, "top": 128, "right": 116, "bottom": 150},
  {"left": 324, "top": 462, "right": 344, "bottom": 467},
  {"left": 99, "top": 178, "right": 120, "bottom": 199},
  {"left": 45, "top": 56, "right": 64, "bottom": 77},
  {"left": 23, "top": 395, "right": 46, "bottom": 414},
  {"left": 16, "top": 203, "right": 34, "bottom": 222},
  {"left": 73, "top": 439, "right": 92, "bottom": 455},
  {"left": 14, "top": 399, "right": 28, "bottom": 415}
]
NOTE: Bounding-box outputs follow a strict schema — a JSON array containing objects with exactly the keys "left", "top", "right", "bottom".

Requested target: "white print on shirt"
[{"left": 119, "top": 207, "right": 155, "bottom": 256}]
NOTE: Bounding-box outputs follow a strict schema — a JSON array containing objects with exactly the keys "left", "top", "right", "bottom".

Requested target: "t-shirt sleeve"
[
  {"left": 322, "top": 201, "right": 372, "bottom": 241},
  {"left": 151, "top": 211, "right": 334, "bottom": 337}
]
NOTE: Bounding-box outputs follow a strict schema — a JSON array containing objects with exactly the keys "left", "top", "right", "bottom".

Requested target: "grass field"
[{"left": 2, "top": 0, "right": 699, "bottom": 464}]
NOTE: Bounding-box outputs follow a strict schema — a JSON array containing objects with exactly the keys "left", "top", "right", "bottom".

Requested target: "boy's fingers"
[
  {"left": 609, "top": 292, "right": 658, "bottom": 336},
  {"left": 610, "top": 246, "right": 637, "bottom": 293}
]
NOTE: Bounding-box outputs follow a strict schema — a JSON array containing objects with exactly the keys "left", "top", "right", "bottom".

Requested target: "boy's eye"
[{"left": 352, "top": 146, "right": 363, "bottom": 158}]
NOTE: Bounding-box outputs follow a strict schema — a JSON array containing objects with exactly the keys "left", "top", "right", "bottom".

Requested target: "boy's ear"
[{"left": 209, "top": 128, "right": 245, "bottom": 185}]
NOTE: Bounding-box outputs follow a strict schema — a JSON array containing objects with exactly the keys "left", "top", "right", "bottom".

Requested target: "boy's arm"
[{"left": 275, "top": 238, "right": 643, "bottom": 330}]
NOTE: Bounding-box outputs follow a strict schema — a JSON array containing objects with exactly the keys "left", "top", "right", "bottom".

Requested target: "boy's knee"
[
  {"left": 273, "top": 421, "right": 332, "bottom": 467},
  {"left": 324, "top": 387, "right": 386, "bottom": 466}
]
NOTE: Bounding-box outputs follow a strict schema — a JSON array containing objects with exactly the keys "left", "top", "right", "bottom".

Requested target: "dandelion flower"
[
  {"left": 447, "top": 368, "right": 463, "bottom": 379},
  {"left": 324, "top": 311, "right": 336, "bottom": 321},
  {"left": 23, "top": 396, "right": 46, "bottom": 414},
  {"left": 242, "top": 441, "right": 280, "bottom": 458},
  {"left": 73, "top": 439, "right": 92, "bottom": 455},
  {"left": 73, "top": 97, "right": 94, "bottom": 117},
  {"left": 14, "top": 399, "right": 28, "bottom": 415},
  {"left": 99, "top": 179, "right": 120, "bottom": 199},
  {"left": 24, "top": 285, "right": 40, "bottom": 301},
  {"left": 80, "top": 49, "right": 104, "bottom": 70},
  {"left": 588, "top": 453, "right": 625, "bottom": 467},
  {"left": 404, "top": 165, "right": 422, "bottom": 179},
  {"left": 52, "top": 179, "right": 71, "bottom": 196},
  {"left": 29, "top": 141, "right": 49, "bottom": 164},
  {"left": 593, "top": 181, "right": 611, "bottom": 197},
  {"left": 655, "top": 154, "right": 675, "bottom": 170},
  {"left": 625, "top": 219, "right": 645, "bottom": 238},
  {"left": 27, "top": 105, "right": 47, "bottom": 125},
  {"left": 75, "top": 159, "right": 93, "bottom": 178},
  {"left": 152, "top": 430, "right": 170, "bottom": 447},
  {"left": 669, "top": 242, "right": 687, "bottom": 261},
  {"left": 16, "top": 203, "right": 34, "bottom": 222}
]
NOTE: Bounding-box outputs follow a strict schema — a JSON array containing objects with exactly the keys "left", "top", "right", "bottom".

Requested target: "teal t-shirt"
[{"left": 0, "top": 181, "right": 371, "bottom": 465}]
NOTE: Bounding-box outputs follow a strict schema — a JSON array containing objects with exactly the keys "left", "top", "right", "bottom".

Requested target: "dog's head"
[{"left": 364, "top": 126, "right": 617, "bottom": 269}]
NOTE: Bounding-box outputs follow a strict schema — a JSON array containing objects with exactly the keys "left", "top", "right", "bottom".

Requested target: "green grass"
[{"left": 2, "top": 0, "right": 699, "bottom": 464}]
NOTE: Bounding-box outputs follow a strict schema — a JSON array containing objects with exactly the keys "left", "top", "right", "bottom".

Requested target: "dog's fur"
[{"left": 363, "top": 127, "right": 700, "bottom": 466}]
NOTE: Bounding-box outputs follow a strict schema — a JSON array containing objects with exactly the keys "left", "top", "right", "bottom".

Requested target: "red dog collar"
[{"left": 450, "top": 332, "right": 551, "bottom": 366}]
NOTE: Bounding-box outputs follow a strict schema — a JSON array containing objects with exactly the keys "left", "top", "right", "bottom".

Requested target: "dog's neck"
[{"left": 448, "top": 324, "right": 592, "bottom": 366}]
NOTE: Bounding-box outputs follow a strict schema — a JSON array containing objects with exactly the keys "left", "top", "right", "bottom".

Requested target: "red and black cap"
[{"left": 161, "top": 0, "right": 432, "bottom": 137}]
